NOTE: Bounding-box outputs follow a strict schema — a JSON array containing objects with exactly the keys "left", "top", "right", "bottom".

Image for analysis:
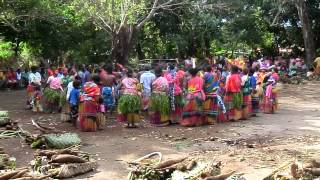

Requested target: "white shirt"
[
  {"left": 29, "top": 72, "right": 41, "bottom": 85},
  {"left": 140, "top": 71, "right": 156, "bottom": 97},
  {"left": 241, "top": 75, "right": 249, "bottom": 86},
  {"left": 66, "top": 81, "right": 74, "bottom": 100},
  {"left": 16, "top": 72, "right": 21, "bottom": 80}
]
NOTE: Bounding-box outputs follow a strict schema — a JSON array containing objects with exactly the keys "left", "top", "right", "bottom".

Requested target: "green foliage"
[
  {"left": 232, "top": 93, "right": 243, "bottom": 110},
  {"left": 0, "top": 40, "right": 14, "bottom": 60},
  {"left": 43, "top": 88, "right": 61, "bottom": 104},
  {"left": 118, "top": 94, "right": 141, "bottom": 114},
  {"left": 0, "top": 0, "right": 319, "bottom": 65},
  {"left": 150, "top": 94, "right": 170, "bottom": 115}
]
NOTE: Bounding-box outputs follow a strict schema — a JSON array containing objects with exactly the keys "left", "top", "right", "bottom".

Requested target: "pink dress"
[
  {"left": 122, "top": 78, "right": 139, "bottom": 95},
  {"left": 152, "top": 77, "right": 169, "bottom": 93},
  {"left": 49, "top": 77, "right": 62, "bottom": 90},
  {"left": 165, "top": 72, "right": 183, "bottom": 96}
]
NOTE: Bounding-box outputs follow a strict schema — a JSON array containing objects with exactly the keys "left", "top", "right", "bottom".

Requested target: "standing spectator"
[
  {"left": 27, "top": 66, "right": 42, "bottom": 109},
  {"left": 16, "top": 68, "right": 22, "bottom": 88},
  {"left": 83, "top": 66, "right": 91, "bottom": 84},
  {"left": 7, "top": 68, "right": 17, "bottom": 89},
  {"left": 140, "top": 65, "right": 156, "bottom": 111},
  {"left": 69, "top": 79, "right": 81, "bottom": 124},
  {"left": 21, "top": 68, "right": 30, "bottom": 88}
]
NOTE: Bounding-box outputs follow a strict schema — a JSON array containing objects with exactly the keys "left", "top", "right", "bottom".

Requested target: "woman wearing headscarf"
[
  {"left": 165, "top": 64, "right": 184, "bottom": 124},
  {"left": 181, "top": 68, "right": 205, "bottom": 126},
  {"left": 149, "top": 67, "right": 170, "bottom": 126},
  {"left": 78, "top": 75, "right": 101, "bottom": 131}
]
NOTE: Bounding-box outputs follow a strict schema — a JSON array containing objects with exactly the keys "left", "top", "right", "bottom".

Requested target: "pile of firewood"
[
  {"left": 128, "top": 153, "right": 242, "bottom": 180},
  {"left": 32, "top": 148, "right": 97, "bottom": 179},
  {"left": 0, "top": 147, "right": 97, "bottom": 180}
]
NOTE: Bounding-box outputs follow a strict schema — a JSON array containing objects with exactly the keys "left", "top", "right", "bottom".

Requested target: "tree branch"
[
  {"left": 0, "top": 16, "right": 21, "bottom": 32},
  {"left": 136, "top": 0, "right": 160, "bottom": 30},
  {"left": 270, "top": 0, "right": 290, "bottom": 27}
]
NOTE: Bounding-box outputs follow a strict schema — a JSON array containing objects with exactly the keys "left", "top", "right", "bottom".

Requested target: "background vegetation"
[{"left": 1, "top": 0, "right": 319, "bottom": 67}]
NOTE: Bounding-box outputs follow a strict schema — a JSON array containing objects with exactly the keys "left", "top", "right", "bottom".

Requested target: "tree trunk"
[
  {"left": 136, "top": 41, "right": 145, "bottom": 60},
  {"left": 111, "top": 26, "right": 134, "bottom": 65},
  {"left": 204, "top": 35, "right": 211, "bottom": 57},
  {"left": 13, "top": 39, "right": 20, "bottom": 61},
  {"left": 295, "top": 0, "right": 316, "bottom": 66}
]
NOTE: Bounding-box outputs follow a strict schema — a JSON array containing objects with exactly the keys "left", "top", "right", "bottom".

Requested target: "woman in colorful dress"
[
  {"left": 263, "top": 77, "right": 278, "bottom": 114},
  {"left": 117, "top": 69, "right": 141, "bottom": 128},
  {"left": 241, "top": 68, "right": 252, "bottom": 119},
  {"left": 203, "top": 66, "right": 220, "bottom": 125},
  {"left": 43, "top": 70, "right": 63, "bottom": 113},
  {"left": 149, "top": 67, "right": 170, "bottom": 126},
  {"left": 78, "top": 75, "right": 101, "bottom": 132},
  {"left": 181, "top": 68, "right": 205, "bottom": 127},
  {"left": 224, "top": 66, "right": 242, "bottom": 121},
  {"left": 165, "top": 64, "right": 185, "bottom": 124}
]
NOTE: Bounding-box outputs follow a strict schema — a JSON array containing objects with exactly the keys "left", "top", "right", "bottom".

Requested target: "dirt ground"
[{"left": 1, "top": 81, "right": 320, "bottom": 180}]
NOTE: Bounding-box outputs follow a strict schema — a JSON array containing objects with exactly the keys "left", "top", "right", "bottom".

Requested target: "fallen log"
[
  {"left": 186, "top": 160, "right": 196, "bottom": 171},
  {"left": 311, "top": 159, "right": 320, "bottom": 168},
  {"left": 10, "top": 169, "right": 29, "bottom": 179},
  {"left": 154, "top": 157, "right": 186, "bottom": 169},
  {"left": 203, "top": 171, "right": 235, "bottom": 180},
  {"left": 304, "top": 168, "right": 320, "bottom": 176},
  {"left": 0, "top": 170, "right": 19, "bottom": 180},
  {"left": 50, "top": 154, "right": 87, "bottom": 164},
  {"left": 11, "top": 176, "right": 50, "bottom": 180}
]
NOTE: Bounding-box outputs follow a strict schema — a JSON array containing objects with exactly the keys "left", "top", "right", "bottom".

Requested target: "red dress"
[{"left": 224, "top": 74, "right": 242, "bottom": 121}]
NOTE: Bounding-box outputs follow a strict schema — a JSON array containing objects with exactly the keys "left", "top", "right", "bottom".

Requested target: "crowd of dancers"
[{"left": 24, "top": 61, "right": 280, "bottom": 131}]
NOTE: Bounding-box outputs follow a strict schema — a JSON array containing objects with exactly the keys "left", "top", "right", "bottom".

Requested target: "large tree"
[
  {"left": 71, "top": 0, "right": 188, "bottom": 65},
  {"left": 265, "top": 0, "right": 316, "bottom": 65}
]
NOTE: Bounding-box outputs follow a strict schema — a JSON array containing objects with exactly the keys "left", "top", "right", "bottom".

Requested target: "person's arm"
[{"left": 225, "top": 76, "right": 230, "bottom": 92}]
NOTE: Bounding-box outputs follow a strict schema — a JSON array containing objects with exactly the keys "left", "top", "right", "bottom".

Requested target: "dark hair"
[
  {"left": 31, "top": 66, "right": 37, "bottom": 73},
  {"left": 127, "top": 68, "right": 133, "bottom": 77},
  {"left": 205, "top": 65, "right": 212, "bottom": 72},
  {"left": 104, "top": 65, "right": 113, "bottom": 74},
  {"left": 169, "top": 64, "right": 175, "bottom": 71},
  {"left": 92, "top": 74, "right": 100, "bottom": 84},
  {"left": 273, "top": 68, "right": 278, "bottom": 73},
  {"left": 249, "top": 68, "right": 255, "bottom": 76},
  {"left": 231, "top": 65, "right": 238, "bottom": 74},
  {"left": 144, "top": 65, "right": 151, "bottom": 71},
  {"left": 155, "top": 67, "right": 163, "bottom": 77},
  {"left": 74, "top": 75, "right": 81, "bottom": 81},
  {"left": 73, "top": 80, "right": 81, "bottom": 88},
  {"left": 189, "top": 68, "right": 198, "bottom": 76},
  {"left": 243, "top": 68, "right": 249, "bottom": 75}
]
